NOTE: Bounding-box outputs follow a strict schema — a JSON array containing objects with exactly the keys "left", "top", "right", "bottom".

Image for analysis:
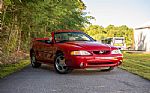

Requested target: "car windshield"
[{"left": 54, "top": 32, "right": 95, "bottom": 43}]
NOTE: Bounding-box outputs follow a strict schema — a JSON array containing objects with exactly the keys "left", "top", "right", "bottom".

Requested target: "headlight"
[
  {"left": 111, "top": 49, "right": 122, "bottom": 54},
  {"left": 70, "top": 50, "right": 92, "bottom": 56}
]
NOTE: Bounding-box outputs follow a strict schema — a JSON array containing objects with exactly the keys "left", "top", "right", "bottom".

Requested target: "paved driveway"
[{"left": 0, "top": 64, "right": 150, "bottom": 93}]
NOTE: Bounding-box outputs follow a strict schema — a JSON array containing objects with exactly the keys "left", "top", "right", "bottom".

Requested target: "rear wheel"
[
  {"left": 54, "top": 53, "right": 73, "bottom": 74},
  {"left": 30, "top": 52, "right": 41, "bottom": 68}
]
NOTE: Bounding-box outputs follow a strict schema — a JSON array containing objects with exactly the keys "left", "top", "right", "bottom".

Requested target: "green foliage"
[
  {"left": 84, "top": 25, "right": 134, "bottom": 47},
  {"left": 0, "top": 60, "right": 30, "bottom": 78},
  {"left": 1, "top": 0, "right": 90, "bottom": 63}
]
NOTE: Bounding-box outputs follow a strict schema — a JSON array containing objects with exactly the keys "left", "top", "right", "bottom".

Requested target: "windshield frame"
[{"left": 54, "top": 32, "right": 95, "bottom": 43}]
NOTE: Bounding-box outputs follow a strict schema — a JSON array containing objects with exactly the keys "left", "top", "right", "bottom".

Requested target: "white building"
[{"left": 134, "top": 22, "right": 150, "bottom": 52}]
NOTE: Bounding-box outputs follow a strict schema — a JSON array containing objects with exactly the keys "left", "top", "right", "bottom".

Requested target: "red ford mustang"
[{"left": 30, "top": 30, "right": 123, "bottom": 74}]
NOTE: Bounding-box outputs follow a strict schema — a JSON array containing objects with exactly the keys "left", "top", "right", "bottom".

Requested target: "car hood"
[{"left": 64, "top": 41, "right": 111, "bottom": 51}]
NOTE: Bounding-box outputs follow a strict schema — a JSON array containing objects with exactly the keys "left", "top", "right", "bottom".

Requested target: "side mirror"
[
  {"left": 49, "top": 37, "right": 54, "bottom": 44},
  {"left": 49, "top": 37, "right": 52, "bottom": 41}
]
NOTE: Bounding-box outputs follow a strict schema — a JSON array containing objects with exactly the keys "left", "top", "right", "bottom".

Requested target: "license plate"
[
  {"left": 85, "top": 68, "right": 100, "bottom": 70},
  {"left": 95, "top": 57, "right": 117, "bottom": 60},
  {"left": 85, "top": 67, "right": 109, "bottom": 71},
  {"left": 100, "top": 67, "right": 109, "bottom": 69}
]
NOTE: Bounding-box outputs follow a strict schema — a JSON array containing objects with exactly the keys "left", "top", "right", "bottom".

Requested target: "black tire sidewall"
[
  {"left": 30, "top": 52, "right": 41, "bottom": 68},
  {"left": 54, "top": 53, "right": 72, "bottom": 74}
]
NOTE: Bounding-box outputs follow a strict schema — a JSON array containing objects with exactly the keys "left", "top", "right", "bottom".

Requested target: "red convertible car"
[{"left": 30, "top": 30, "right": 123, "bottom": 74}]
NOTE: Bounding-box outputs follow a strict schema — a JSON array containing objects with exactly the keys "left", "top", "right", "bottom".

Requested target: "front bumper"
[{"left": 66, "top": 54, "right": 123, "bottom": 69}]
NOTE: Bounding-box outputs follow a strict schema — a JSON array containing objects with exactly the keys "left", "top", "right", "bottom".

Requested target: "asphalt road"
[{"left": 0, "top": 64, "right": 150, "bottom": 93}]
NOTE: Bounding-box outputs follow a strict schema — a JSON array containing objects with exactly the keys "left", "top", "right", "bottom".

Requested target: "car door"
[
  {"left": 35, "top": 40, "right": 46, "bottom": 61},
  {"left": 41, "top": 40, "right": 54, "bottom": 63}
]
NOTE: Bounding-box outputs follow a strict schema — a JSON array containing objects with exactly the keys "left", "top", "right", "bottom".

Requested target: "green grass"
[
  {"left": 0, "top": 60, "right": 30, "bottom": 78},
  {"left": 120, "top": 53, "right": 150, "bottom": 80}
]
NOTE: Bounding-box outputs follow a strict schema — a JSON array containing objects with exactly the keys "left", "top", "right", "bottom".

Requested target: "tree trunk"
[
  {"left": 17, "top": 29, "right": 21, "bottom": 53},
  {"left": 0, "top": 0, "right": 2, "bottom": 13},
  {"left": 0, "top": 0, "right": 3, "bottom": 30}
]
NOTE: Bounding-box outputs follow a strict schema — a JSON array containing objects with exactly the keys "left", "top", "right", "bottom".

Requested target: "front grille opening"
[
  {"left": 88, "top": 62, "right": 114, "bottom": 65},
  {"left": 93, "top": 50, "right": 110, "bottom": 55}
]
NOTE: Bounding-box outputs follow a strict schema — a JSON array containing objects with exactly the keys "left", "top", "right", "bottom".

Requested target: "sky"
[{"left": 82, "top": 0, "right": 150, "bottom": 28}]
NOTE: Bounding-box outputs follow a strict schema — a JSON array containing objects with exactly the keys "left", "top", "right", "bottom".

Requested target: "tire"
[
  {"left": 54, "top": 53, "right": 73, "bottom": 74},
  {"left": 30, "top": 52, "right": 41, "bottom": 68},
  {"left": 101, "top": 67, "right": 114, "bottom": 72}
]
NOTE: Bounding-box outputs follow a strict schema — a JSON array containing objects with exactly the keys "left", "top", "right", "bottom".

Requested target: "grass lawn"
[
  {"left": 0, "top": 60, "right": 30, "bottom": 78},
  {"left": 120, "top": 53, "right": 150, "bottom": 80}
]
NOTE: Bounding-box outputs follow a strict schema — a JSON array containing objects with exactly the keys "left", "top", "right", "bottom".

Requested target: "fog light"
[{"left": 80, "top": 62, "right": 84, "bottom": 67}]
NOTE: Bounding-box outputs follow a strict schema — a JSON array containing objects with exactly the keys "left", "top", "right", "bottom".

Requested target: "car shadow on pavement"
[{"left": 39, "top": 64, "right": 120, "bottom": 76}]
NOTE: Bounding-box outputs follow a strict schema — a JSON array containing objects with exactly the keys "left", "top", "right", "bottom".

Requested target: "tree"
[
  {"left": 84, "top": 24, "right": 134, "bottom": 47},
  {"left": 84, "top": 25, "right": 104, "bottom": 40},
  {"left": 1, "top": 0, "right": 91, "bottom": 64}
]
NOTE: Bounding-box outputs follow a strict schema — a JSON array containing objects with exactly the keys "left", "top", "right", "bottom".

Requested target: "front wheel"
[
  {"left": 54, "top": 53, "right": 73, "bottom": 74},
  {"left": 30, "top": 52, "right": 41, "bottom": 68}
]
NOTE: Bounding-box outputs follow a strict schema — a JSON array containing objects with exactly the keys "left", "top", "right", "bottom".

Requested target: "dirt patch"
[{"left": 0, "top": 51, "right": 29, "bottom": 65}]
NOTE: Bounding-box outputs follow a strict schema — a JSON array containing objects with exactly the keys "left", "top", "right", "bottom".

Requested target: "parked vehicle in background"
[
  {"left": 101, "top": 37, "right": 126, "bottom": 50},
  {"left": 30, "top": 30, "right": 123, "bottom": 74}
]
